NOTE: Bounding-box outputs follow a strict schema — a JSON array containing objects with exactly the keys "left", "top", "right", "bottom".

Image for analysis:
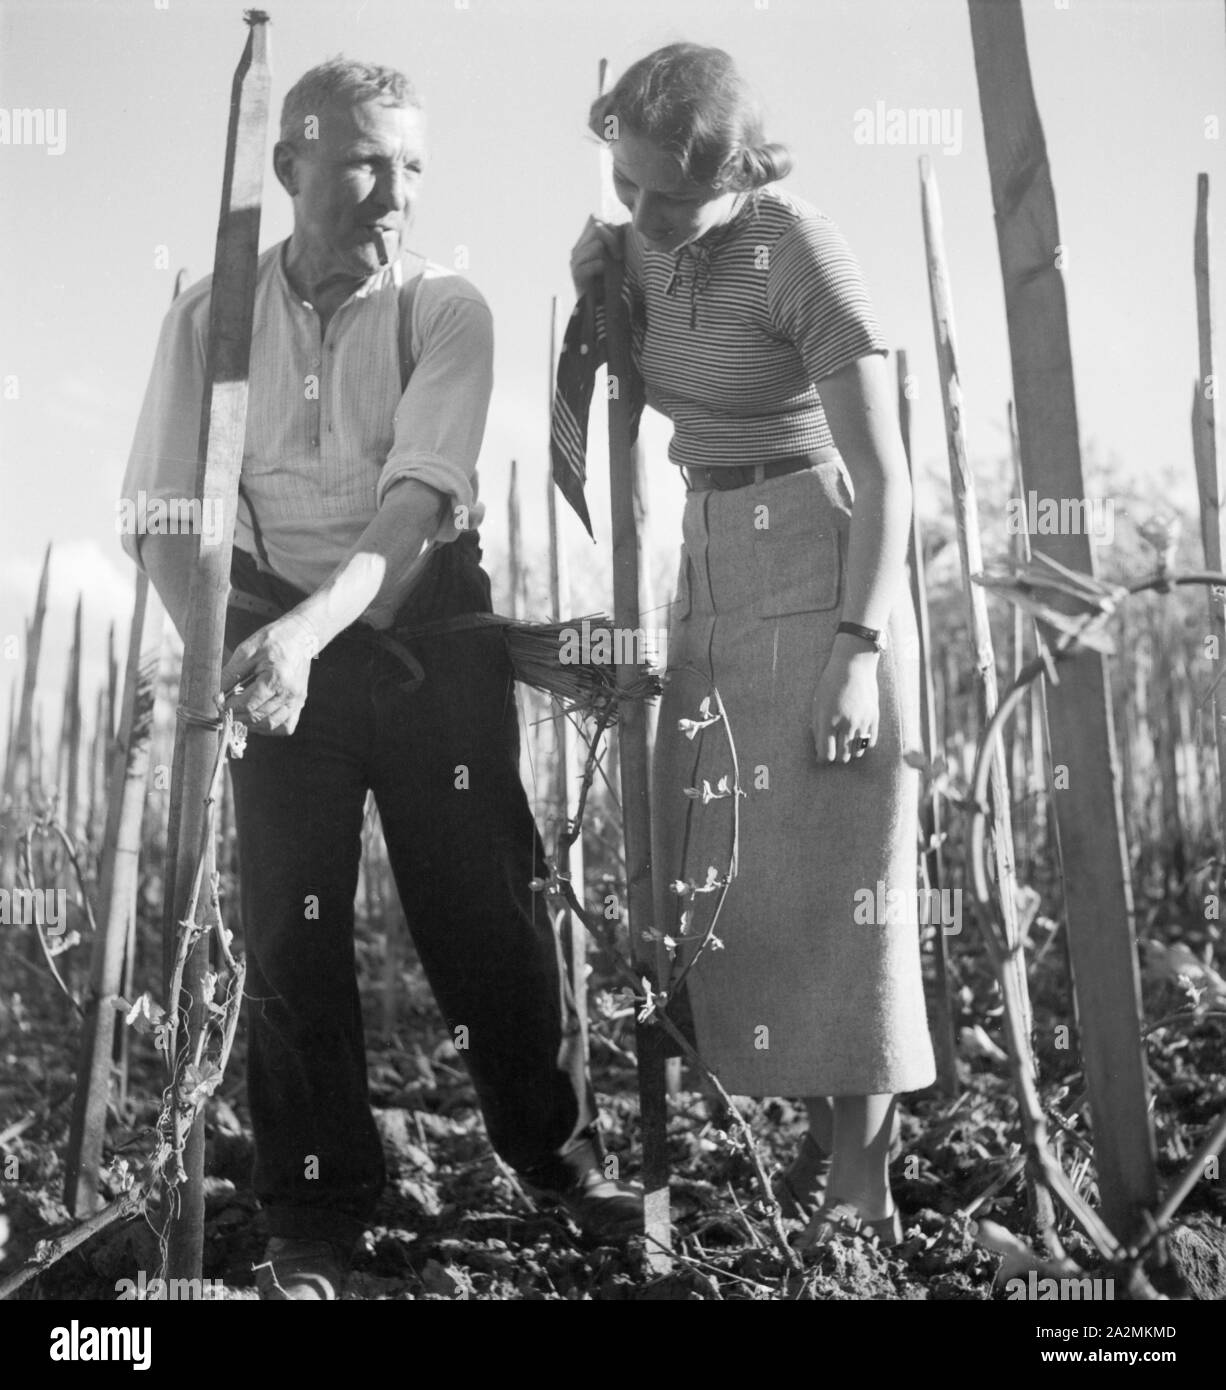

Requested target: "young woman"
[{"left": 569, "top": 43, "right": 935, "bottom": 1246}]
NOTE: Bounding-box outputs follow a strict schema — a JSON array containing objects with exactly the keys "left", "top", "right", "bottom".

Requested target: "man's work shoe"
[
  {"left": 254, "top": 1237, "right": 350, "bottom": 1301},
  {"left": 523, "top": 1167, "right": 645, "bottom": 1241}
]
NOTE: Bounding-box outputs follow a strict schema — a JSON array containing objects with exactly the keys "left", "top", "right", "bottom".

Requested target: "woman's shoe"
[
  {"left": 254, "top": 1237, "right": 352, "bottom": 1300},
  {"left": 771, "top": 1131, "right": 831, "bottom": 1221},
  {"left": 795, "top": 1200, "right": 903, "bottom": 1253}
]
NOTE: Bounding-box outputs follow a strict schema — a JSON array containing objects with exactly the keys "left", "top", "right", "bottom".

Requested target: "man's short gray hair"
[{"left": 279, "top": 57, "right": 422, "bottom": 147}]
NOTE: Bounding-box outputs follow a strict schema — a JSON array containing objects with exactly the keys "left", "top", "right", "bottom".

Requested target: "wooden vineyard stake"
[
  {"left": 897, "top": 348, "right": 956, "bottom": 1096},
  {"left": 506, "top": 457, "right": 543, "bottom": 814},
  {"left": 547, "top": 295, "right": 589, "bottom": 1060},
  {"left": 1006, "top": 403, "right": 1027, "bottom": 859},
  {"left": 87, "top": 687, "right": 105, "bottom": 845},
  {"left": 1150, "top": 615, "right": 1185, "bottom": 879},
  {"left": 969, "top": 0, "right": 1158, "bottom": 1241},
  {"left": 2, "top": 544, "right": 50, "bottom": 886},
  {"left": 58, "top": 595, "right": 84, "bottom": 843},
  {"left": 107, "top": 622, "right": 118, "bottom": 746},
  {"left": 507, "top": 458, "right": 524, "bottom": 620},
  {"left": 64, "top": 572, "right": 164, "bottom": 1215},
  {"left": 596, "top": 59, "right": 658, "bottom": 699},
  {"left": 160, "top": 11, "right": 271, "bottom": 1281},
  {"left": 593, "top": 57, "right": 667, "bottom": 1260},
  {"left": 920, "top": 157, "right": 1034, "bottom": 1047},
  {"left": 1192, "top": 175, "right": 1226, "bottom": 856},
  {"left": 1009, "top": 401, "right": 1052, "bottom": 876},
  {"left": 2, "top": 681, "right": 14, "bottom": 797},
  {"left": 604, "top": 249, "right": 670, "bottom": 1269}
]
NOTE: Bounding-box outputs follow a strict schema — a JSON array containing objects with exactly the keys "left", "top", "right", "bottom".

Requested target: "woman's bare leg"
[{"left": 810, "top": 1093, "right": 896, "bottom": 1220}]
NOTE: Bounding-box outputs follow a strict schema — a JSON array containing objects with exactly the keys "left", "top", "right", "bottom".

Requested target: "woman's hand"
[
  {"left": 812, "top": 641, "right": 881, "bottom": 764},
  {"left": 570, "top": 215, "right": 623, "bottom": 297}
]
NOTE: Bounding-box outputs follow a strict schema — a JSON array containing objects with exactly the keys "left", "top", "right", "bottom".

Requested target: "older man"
[{"left": 121, "top": 58, "right": 638, "bottom": 1300}]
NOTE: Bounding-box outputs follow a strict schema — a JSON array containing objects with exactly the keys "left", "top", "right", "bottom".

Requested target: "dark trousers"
[{"left": 225, "top": 536, "right": 597, "bottom": 1246}]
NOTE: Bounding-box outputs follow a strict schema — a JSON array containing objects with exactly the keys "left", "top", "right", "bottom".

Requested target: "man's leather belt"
[{"left": 680, "top": 452, "right": 832, "bottom": 492}]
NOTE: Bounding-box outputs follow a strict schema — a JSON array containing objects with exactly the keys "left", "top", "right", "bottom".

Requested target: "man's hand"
[{"left": 218, "top": 612, "right": 320, "bottom": 737}]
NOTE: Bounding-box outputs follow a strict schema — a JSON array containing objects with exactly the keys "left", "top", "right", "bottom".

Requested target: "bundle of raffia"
[{"left": 414, "top": 611, "right": 663, "bottom": 717}]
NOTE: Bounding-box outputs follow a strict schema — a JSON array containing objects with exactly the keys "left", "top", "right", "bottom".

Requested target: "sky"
[{"left": 1, "top": 0, "right": 1224, "bottom": 748}]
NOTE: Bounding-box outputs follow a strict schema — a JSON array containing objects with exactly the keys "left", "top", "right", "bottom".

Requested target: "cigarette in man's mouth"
[{"left": 371, "top": 229, "right": 389, "bottom": 266}]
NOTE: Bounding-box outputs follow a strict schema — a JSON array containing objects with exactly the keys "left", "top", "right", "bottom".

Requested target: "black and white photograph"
[{"left": 0, "top": 0, "right": 1223, "bottom": 1344}]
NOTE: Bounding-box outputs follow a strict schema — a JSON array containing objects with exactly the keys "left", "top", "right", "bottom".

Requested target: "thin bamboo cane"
[
  {"left": 507, "top": 458, "right": 524, "bottom": 621},
  {"left": 32, "top": 704, "right": 45, "bottom": 809},
  {"left": 106, "top": 622, "right": 118, "bottom": 742},
  {"left": 2, "top": 678, "right": 15, "bottom": 801},
  {"left": 506, "top": 455, "right": 545, "bottom": 820},
  {"left": 1007, "top": 402, "right": 1031, "bottom": 874},
  {"left": 87, "top": 687, "right": 107, "bottom": 847},
  {"left": 2, "top": 546, "right": 50, "bottom": 885},
  {"left": 160, "top": 13, "right": 271, "bottom": 1282},
  {"left": 969, "top": 0, "right": 1158, "bottom": 1242},
  {"left": 217, "top": 759, "right": 239, "bottom": 937},
  {"left": 920, "top": 157, "right": 1034, "bottom": 1047},
  {"left": 548, "top": 296, "right": 590, "bottom": 1063},
  {"left": 897, "top": 349, "right": 956, "bottom": 1095},
  {"left": 58, "top": 595, "right": 84, "bottom": 843},
  {"left": 1174, "top": 645, "right": 1201, "bottom": 848}
]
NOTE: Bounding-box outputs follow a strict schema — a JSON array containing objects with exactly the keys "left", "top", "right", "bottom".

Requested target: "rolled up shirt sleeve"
[
  {"left": 118, "top": 289, "right": 207, "bottom": 569},
  {"left": 378, "top": 281, "right": 494, "bottom": 541}
]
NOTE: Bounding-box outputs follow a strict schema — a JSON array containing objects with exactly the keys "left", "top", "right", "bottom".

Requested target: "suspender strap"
[
  {"left": 397, "top": 251, "right": 429, "bottom": 392},
  {"left": 238, "top": 481, "right": 272, "bottom": 567}
]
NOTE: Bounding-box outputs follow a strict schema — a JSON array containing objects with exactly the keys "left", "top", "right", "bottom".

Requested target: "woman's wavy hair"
[{"left": 588, "top": 43, "right": 792, "bottom": 193}]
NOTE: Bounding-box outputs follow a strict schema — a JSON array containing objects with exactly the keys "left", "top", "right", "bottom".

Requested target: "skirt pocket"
[
  {"left": 747, "top": 462, "right": 849, "bottom": 619},
  {"left": 753, "top": 519, "right": 844, "bottom": 618}
]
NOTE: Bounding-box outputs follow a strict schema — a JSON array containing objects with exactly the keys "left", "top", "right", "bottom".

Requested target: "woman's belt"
[{"left": 679, "top": 448, "right": 840, "bottom": 492}]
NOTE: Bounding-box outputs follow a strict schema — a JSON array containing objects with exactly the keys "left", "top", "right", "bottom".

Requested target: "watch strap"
[{"left": 836, "top": 620, "right": 886, "bottom": 653}]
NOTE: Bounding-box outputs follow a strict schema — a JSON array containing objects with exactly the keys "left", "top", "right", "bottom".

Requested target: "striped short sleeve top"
[{"left": 623, "top": 185, "right": 887, "bottom": 469}]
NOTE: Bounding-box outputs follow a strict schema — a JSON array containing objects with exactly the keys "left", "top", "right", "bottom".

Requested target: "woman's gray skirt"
[{"left": 651, "top": 457, "right": 937, "bottom": 1096}]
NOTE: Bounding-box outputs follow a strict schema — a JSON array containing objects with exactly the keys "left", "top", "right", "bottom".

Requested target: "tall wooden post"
[
  {"left": 1192, "top": 175, "right": 1226, "bottom": 855},
  {"left": 920, "top": 158, "right": 1033, "bottom": 1046},
  {"left": 161, "top": 12, "right": 271, "bottom": 1281},
  {"left": 64, "top": 575, "right": 163, "bottom": 1215},
  {"left": 897, "top": 349, "right": 956, "bottom": 1095},
  {"left": 969, "top": 0, "right": 1158, "bottom": 1241},
  {"left": 547, "top": 296, "right": 589, "bottom": 1058},
  {"left": 596, "top": 58, "right": 658, "bottom": 679},
  {"left": 605, "top": 247, "right": 670, "bottom": 1268}
]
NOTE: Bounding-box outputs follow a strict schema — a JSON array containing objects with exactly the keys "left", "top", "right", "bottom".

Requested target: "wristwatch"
[{"left": 836, "top": 621, "right": 887, "bottom": 654}]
